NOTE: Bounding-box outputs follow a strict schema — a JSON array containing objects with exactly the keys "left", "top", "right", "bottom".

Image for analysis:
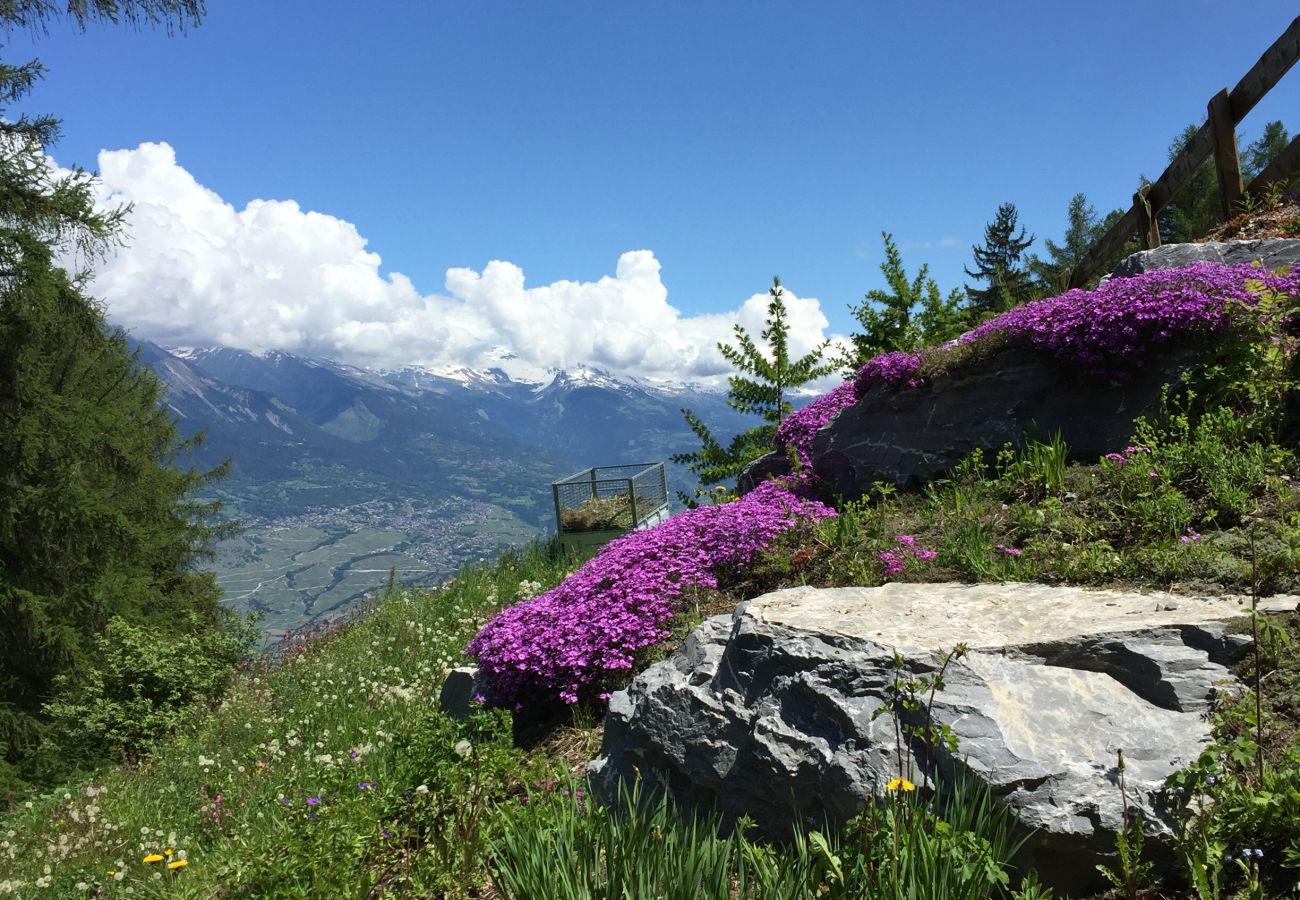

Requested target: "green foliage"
[
  {"left": 1243, "top": 120, "right": 1290, "bottom": 182},
  {"left": 0, "top": 541, "right": 568, "bottom": 895},
  {"left": 40, "top": 614, "right": 254, "bottom": 775},
  {"left": 844, "top": 232, "right": 971, "bottom": 373},
  {"left": 1160, "top": 613, "right": 1300, "bottom": 900},
  {"left": 1095, "top": 752, "right": 1155, "bottom": 900},
  {"left": 1026, "top": 193, "right": 1108, "bottom": 295},
  {"left": 965, "top": 202, "right": 1035, "bottom": 314},
  {"left": 0, "top": 0, "right": 232, "bottom": 791},
  {"left": 674, "top": 277, "right": 836, "bottom": 489},
  {"left": 491, "top": 772, "right": 1028, "bottom": 900},
  {"left": 0, "top": 0, "right": 204, "bottom": 33},
  {"left": 492, "top": 777, "right": 745, "bottom": 900},
  {"left": 1159, "top": 124, "right": 1224, "bottom": 244}
]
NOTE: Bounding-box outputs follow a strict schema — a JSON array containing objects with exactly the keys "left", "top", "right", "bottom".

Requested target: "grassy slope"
[
  {"left": 4, "top": 436, "right": 1300, "bottom": 897},
  {"left": 9, "top": 268, "right": 1300, "bottom": 897}
]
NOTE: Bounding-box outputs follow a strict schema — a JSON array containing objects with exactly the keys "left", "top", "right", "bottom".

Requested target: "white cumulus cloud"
[{"left": 84, "top": 142, "right": 846, "bottom": 384}]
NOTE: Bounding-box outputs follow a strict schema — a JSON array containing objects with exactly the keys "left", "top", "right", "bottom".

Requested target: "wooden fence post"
[
  {"left": 1207, "top": 88, "right": 1244, "bottom": 219},
  {"left": 1133, "top": 185, "right": 1160, "bottom": 250}
]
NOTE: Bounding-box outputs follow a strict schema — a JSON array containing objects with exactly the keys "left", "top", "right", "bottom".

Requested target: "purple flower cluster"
[
  {"left": 775, "top": 380, "right": 857, "bottom": 467},
  {"left": 959, "top": 263, "right": 1300, "bottom": 378},
  {"left": 855, "top": 350, "right": 925, "bottom": 394},
  {"left": 467, "top": 479, "right": 835, "bottom": 705},
  {"left": 878, "top": 533, "right": 936, "bottom": 577},
  {"left": 777, "top": 263, "right": 1300, "bottom": 466}
]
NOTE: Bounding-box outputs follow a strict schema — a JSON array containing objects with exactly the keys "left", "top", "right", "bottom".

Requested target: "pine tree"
[
  {"left": 965, "top": 203, "right": 1035, "bottom": 314},
  {"left": 1160, "top": 124, "right": 1223, "bottom": 243},
  {"left": 0, "top": 0, "right": 231, "bottom": 791},
  {"left": 1243, "top": 120, "right": 1289, "bottom": 181},
  {"left": 674, "top": 277, "right": 836, "bottom": 489},
  {"left": 1026, "top": 193, "right": 1106, "bottom": 295},
  {"left": 845, "top": 232, "right": 969, "bottom": 372}
]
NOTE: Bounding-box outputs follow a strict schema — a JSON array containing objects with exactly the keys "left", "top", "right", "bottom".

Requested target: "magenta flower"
[
  {"left": 996, "top": 544, "right": 1022, "bottom": 557},
  {"left": 468, "top": 479, "right": 835, "bottom": 705},
  {"left": 878, "top": 536, "right": 937, "bottom": 578},
  {"left": 776, "top": 264, "right": 1300, "bottom": 470}
]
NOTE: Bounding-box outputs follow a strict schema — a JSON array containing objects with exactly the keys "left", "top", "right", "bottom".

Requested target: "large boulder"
[
  {"left": 809, "top": 345, "right": 1188, "bottom": 501},
  {"left": 590, "top": 583, "right": 1295, "bottom": 892},
  {"left": 1107, "top": 238, "right": 1300, "bottom": 280}
]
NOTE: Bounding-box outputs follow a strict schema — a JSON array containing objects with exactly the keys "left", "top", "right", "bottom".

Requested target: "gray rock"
[
  {"left": 736, "top": 450, "right": 792, "bottom": 494},
  {"left": 591, "top": 583, "right": 1294, "bottom": 890},
  {"left": 810, "top": 345, "right": 1189, "bottom": 501},
  {"left": 1106, "top": 238, "right": 1300, "bottom": 281},
  {"left": 438, "top": 665, "right": 483, "bottom": 719}
]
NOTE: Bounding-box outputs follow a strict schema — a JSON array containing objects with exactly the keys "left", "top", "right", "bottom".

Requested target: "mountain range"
[{"left": 134, "top": 340, "right": 754, "bottom": 638}]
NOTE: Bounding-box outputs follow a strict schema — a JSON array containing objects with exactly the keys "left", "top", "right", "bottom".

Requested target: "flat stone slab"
[
  {"left": 743, "top": 582, "right": 1291, "bottom": 650},
  {"left": 591, "top": 583, "right": 1296, "bottom": 889}
]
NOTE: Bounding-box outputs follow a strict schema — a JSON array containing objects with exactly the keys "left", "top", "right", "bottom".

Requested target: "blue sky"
[{"left": 10, "top": 1, "right": 1299, "bottom": 380}]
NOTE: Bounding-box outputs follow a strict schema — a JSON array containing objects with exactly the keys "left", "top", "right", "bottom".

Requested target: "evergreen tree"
[
  {"left": 964, "top": 202, "right": 1035, "bottom": 314},
  {"left": 674, "top": 277, "right": 836, "bottom": 489},
  {"left": 1243, "top": 120, "right": 1289, "bottom": 181},
  {"left": 845, "top": 232, "right": 969, "bottom": 372},
  {"left": 1160, "top": 124, "right": 1222, "bottom": 243},
  {"left": 1026, "top": 193, "right": 1106, "bottom": 294},
  {"left": 1158, "top": 120, "right": 1291, "bottom": 243},
  {"left": 0, "top": 0, "right": 232, "bottom": 791}
]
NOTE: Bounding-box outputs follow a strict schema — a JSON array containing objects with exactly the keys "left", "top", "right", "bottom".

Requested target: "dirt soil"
[{"left": 1196, "top": 198, "right": 1300, "bottom": 242}]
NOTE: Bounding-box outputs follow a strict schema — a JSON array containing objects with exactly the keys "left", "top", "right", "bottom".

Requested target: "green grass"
[
  {"left": 0, "top": 543, "right": 581, "bottom": 897},
  {"left": 7, "top": 395, "right": 1300, "bottom": 897}
]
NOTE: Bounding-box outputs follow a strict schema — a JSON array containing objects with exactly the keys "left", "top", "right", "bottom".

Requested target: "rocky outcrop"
[
  {"left": 1106, "top": 238, "right": 1300, "bottom": 280},
  {"left": 808, "top": 345, "right": 1188, "bottom": 501},
  {"left": 590, "top": 583, "right": 1295, "bottom": 891}
]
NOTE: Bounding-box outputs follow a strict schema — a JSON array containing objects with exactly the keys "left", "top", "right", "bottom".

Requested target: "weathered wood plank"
[
  {"left": 1228, "top": 15, "right": 1300, "bottom": 122},
  {"left": 1066, "top": 16, "right": 1300, "bottom": 290},
  {"left": 1208, "top": 88, "right": 1244, "bottom": 219},
  {"left": 1145, "top": 122, "right": 1213, "bottom": 214},
  {"left": 1068, "top": 206, "right": 1139, "bottom": 289}
]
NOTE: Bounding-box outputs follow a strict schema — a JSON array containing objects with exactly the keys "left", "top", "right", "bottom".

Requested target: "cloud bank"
[{"left": 84, "top": 142, "right": 844, "bottom": 384}]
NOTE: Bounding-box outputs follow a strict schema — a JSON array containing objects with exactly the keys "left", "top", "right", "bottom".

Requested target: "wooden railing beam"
[
  {"left": 1065, "top": 15, "right": 1300, "bottom": 290},
  {"left": 1227, "top": 15, "right": 1300, "bottom": 122},
  {"left": 1068, "top": 206, "right": 1139, "bottom": 289}
]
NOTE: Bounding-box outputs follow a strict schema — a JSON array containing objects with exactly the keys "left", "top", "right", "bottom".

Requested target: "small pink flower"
[
  {"left": 895, "top": 534, "right": 917, "bottom": 546},
  {"left": 996, "top": 544, "right": 1022, "bottom": 557}
]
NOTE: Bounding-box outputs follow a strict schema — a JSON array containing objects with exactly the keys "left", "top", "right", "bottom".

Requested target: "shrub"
[{"left": 40, "top": 614, "right": 254, "bottom": 774}]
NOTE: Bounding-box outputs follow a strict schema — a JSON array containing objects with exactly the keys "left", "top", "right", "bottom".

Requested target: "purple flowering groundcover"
[
  {"left": 774, "top": 262, "right": 1300, "bottom": 467},
  {"left": 467, "top": 480, "right": 835, "bottom": 706},
  {"left": 469, "top": 262, "right": 1299, "bottom": 709}
]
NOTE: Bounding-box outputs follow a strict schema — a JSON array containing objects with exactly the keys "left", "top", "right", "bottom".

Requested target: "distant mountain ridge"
[
  {"left": 129, "top": 340, "right": 757, "bottom": 635},
  {"left": 139, "top": 341, "right": 751, "bottom": 517}
]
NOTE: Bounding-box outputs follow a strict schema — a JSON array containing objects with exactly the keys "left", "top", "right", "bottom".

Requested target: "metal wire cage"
[{"left": 552, "top": 463, "right": 669, "bottom": 545}]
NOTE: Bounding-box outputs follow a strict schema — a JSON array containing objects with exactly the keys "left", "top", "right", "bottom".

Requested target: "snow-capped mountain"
[
  {"left": 135, "top": 341, "right": 752, "bottom": 523},
  {"left": 131, "top": 341, "right": 768, "bottom": 636}
]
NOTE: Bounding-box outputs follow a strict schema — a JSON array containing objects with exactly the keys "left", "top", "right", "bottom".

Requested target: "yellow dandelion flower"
[
  {"left": 164, "top": 848, "right": 173, "bottom": 857},
  {"left": 143, "top": 853, "right": 164, "bottom": 863},
  {"left": 885, "top": 777, "right": 916, "bottom": 793},
  {"left": 168, "top": 859, "right": 189, "bottom": 870}
]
